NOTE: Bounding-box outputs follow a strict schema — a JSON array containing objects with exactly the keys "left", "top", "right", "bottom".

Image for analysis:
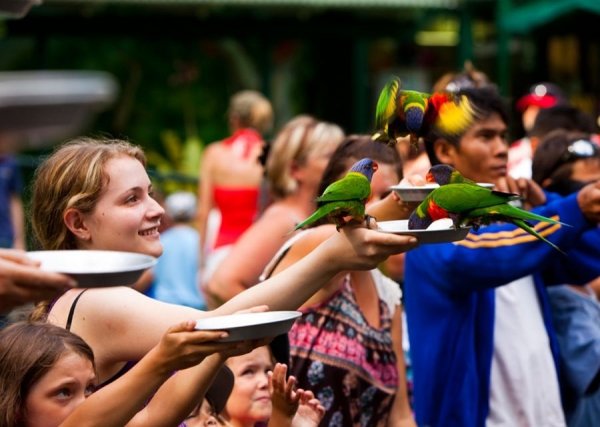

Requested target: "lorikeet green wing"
[
  {"left": 372, "top": 77, "right": 480, "bottom": 147},
  {"left": 430, "top": 183, "right": 521, "bottom": 214},
  {"left": 464, "top": 204, "right": 566, "bottom": 253},
  {"left": 408, "top": 182, "right": 567, "bottom": 253}
]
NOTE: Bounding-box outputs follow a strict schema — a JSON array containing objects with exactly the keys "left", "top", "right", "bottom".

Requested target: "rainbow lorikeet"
[
  {"left": 372, "top": 76, "right": 479, "bottom": 147},
  {"left": 294, "top": 158, "right": 378, "bottom": 231},
  {"left": 409, "top": 164, "right": 567, "bottom": 253}
]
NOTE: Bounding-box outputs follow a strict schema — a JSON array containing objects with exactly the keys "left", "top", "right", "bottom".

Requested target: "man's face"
[{"left": 442, "top": 112, "right": 509, "bottom": 184}]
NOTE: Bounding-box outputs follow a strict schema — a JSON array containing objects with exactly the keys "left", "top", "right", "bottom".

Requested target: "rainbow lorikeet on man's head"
[
  {"left": 409, "top": 165, "right": 568, "bottom": 253},
  {"left": 372, "top": 76, "right": 480, "bottom": 148},
  {"left": 294, "top": 158, "right": 378, "bottom": 231}
]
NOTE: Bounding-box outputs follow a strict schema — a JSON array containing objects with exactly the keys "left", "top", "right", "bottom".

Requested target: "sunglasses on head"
[
  {"left": 550, "top": 139, "right": 600, "bottom": 173},
  {"left": 561, "top": 139, "right": 599, "bottom": 161}
]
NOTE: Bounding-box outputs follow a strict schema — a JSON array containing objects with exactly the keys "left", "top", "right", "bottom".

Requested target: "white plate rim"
[
  {"left": 194, "top": 311, "right": 302, "bottom": 330},
  {"left": 26, "top": 250, "right": 157, "bottom": 274},
  {"left": 376, "top": 220, "right": 471, "bottom": 242}
]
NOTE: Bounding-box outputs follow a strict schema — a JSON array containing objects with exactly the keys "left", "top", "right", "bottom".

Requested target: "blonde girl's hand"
[{"left": 325, "top": 221, "right": 418, "bottom": 272}]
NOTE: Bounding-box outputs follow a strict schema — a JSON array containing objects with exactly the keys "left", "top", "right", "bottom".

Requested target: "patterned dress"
[{"left": 288, "top": 273, "right": 399, "bottom": 427}]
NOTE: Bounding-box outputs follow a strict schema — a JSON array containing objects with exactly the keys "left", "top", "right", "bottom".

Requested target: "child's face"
[
  {"left": 24, "top": 352, "right": 96, "bottom": 427},
  {"left": 77, "top": 155, "right": 165, "bottom": 257},
  {"left": 225, "top": 346, "right": 273, "bottom": 424}
]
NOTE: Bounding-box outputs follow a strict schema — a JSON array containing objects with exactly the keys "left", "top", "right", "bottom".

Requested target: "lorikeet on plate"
[
  {"left": 294, "top": 158, "right": 378, "bottom": 231},
  {"left": 372, "top": 76, "right": 479, "bottom": 147},
  {"left": 409, "top": 165, "right": 567, "bottom": 253}
]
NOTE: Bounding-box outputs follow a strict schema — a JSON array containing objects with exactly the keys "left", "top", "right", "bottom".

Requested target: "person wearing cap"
[
  {"left": 532, "top": 130, "right": 600, "bottom": 427},
  {"left": 509, "top": 82, "right": 569, "bottom": 179},
  {"left": 148, "top": 191, "right": 205, "bottom": 310}
]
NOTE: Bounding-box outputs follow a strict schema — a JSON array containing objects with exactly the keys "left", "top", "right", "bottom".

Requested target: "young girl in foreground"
[
  {"left": 0, "top": 321, "right": 255, "bottom": 427},
  {"left": 224, "top": 346, "right": 324, "bottom": 427}
]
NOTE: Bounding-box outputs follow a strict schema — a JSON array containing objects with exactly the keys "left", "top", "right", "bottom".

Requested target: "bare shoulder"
[
  {"left": 47, "top": 287, "right": 142, "bottom": 325},
  {"left": 46, "top": 288, "right": 85, "bottom": 326},
  {"left": 260, "top": 204, "right": 299, "bottom": 223},
  {"left": 288, "top": 225, "right": 336, "bottom": 256}
]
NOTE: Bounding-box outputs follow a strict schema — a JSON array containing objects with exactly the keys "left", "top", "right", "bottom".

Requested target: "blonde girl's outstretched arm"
[{"left": 213, "top": 223, "right": 418, "bottom": 315}]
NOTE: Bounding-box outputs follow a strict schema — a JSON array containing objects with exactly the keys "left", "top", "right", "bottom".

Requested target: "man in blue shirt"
[{"left": 404, "top": 87, "right": 600, "bottom": 427}]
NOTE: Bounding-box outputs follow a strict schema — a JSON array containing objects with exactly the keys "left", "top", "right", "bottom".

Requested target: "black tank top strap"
[{"left": 65, "top": 289, "right": 89, "bottom": 331}]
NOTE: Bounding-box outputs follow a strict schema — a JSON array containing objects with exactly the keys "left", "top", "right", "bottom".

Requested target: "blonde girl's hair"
[
  {"left": 0, "top": 322, "right": 95, "bottom": 427},
  {"left": 30, "top": 137, "right": 146, "bottom": 251},
  {"left": 266, "top": 115, "right": 344, "bottom": 198}
]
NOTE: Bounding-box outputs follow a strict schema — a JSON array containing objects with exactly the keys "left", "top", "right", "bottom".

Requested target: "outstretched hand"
[
  {"left": 577, "top": 180, "right": 600, "bottom": 223},
  {"left": 268, "top": 363, "right": 325, "bottom": 427},
  {"left": 0, "top": 249, "right": 76, "bottom": 313},
  {"left": 495, "top": 175, "right": 547, "bottom": 209},
  {"left": 152, "top": 321, "right": 265, "bottom": 373},
  {"left": 323, "top": 220, "right": 418, "bottom": 272}
]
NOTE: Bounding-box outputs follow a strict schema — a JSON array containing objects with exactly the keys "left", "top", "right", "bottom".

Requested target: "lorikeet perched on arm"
[
  {"left": 372, "top": 76, "right": 480, "bottom": 147},
  {"left": 294, "top": 158, "right": 378, "bottom": 231},
  {"left": 408, "top": 165, "right": 568, "bottom": 253}
]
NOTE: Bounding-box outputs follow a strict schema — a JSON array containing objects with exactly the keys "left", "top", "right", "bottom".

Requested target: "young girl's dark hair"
[{"left": 0, "top": 322, "right": 95, "bottom": 426}]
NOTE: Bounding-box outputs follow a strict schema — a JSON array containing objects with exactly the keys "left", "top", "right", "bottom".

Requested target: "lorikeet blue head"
[
  {"left": 400, "top": 91, "right": 428, "bottom": 133},
  {"left": 408, "top": 211, "right": 432, "bottom": 230},
  {"left": 350, "top": 158, "right": 378, "bottom": 182},
  {"left": 426, "top": 164, "right": 455, "bottom": 185}
]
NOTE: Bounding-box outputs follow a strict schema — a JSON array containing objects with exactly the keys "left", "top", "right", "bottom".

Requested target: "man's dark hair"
[
  {"left": 529, "top": 105, "right": 596, "bottom": 139},
  {"left": 424, "top": 87, "right": 509, "bottom": 165}
]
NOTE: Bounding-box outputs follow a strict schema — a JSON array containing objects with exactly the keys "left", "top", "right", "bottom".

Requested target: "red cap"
[{"left": 516, "top": 82, "right": 567, "bottom": 112}]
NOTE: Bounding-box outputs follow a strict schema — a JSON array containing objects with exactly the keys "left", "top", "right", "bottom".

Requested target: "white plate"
[
  {"left": 390, "top": 182, "right": 494, "bottom": 202},
  {"left": 27, "top": 250, "right": 157, "bottom": 288},
  {"left": 195, "top": 311, "right": 302, "bottom": 342},
  {"left": 377, "top": 219, "right": 471, "bottom": 244}
]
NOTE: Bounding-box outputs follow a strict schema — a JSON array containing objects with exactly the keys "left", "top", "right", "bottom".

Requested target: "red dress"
[
  {"left": 212, "top": 128, "right": 263, "bottom": 249},
  {"left": 212, "top": 186, "right": 259, "bottom": 248}
]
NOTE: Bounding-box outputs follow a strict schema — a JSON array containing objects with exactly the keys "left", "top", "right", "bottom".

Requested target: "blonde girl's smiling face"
[
  {"left": 70, "top": 155, "right": 165, "bottom": 257},
  {"left": 24, "top": 351, "right": 96, "bottom": 427},
  {"left": 225, "top": 346, "right": 273, "bottom": 426}
]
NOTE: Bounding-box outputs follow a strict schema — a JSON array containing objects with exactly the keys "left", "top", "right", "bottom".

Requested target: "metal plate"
[
  {"left": 377, "top": 219, "right": 471, "bottom": 244},
  {"left": 195, "top": 311, "right": 301, "bottom": 342}
]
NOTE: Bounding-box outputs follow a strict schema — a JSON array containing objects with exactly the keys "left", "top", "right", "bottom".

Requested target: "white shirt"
[{"left": 487, "top": 276, "right": 566, "bottom": 427}]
